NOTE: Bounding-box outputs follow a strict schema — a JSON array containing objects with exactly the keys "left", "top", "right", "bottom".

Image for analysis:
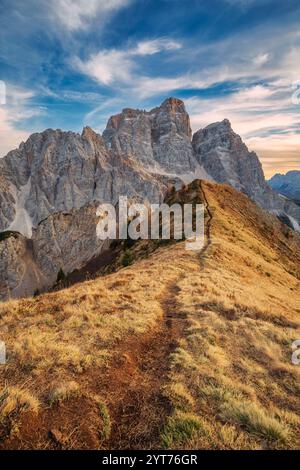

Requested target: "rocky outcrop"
[
  {"left": 32, "top": 202, "right": 109, "bottom": 288},
  {"left": 0, "top": 128, "right": 110, "bottom": 230},
  {"left": 0, "top": 123, "right": 177, "bottom": 235},
  {"left": 0, "top": 203, "right": 109, "bottom": 300},
  {"left": 0, "top": 232, "right": 46, "bottom": 299}
]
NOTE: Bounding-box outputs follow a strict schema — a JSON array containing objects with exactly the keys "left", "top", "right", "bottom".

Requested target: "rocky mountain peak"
[
  {"left": 160, "top": 96, "right": 186, "bottom": 110},
  {"left": 152, "top": 96, "right": 192, "bottom": 139},
  {"left": 82, "top": 126, "right": 99, "bottom": 139},
  {"left": 103, "top": 97, "right": 195, "bottom": 173}
]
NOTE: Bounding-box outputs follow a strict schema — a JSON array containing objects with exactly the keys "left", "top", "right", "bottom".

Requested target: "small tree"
[
  {"left": 121, "top": 250, "right": 134, "bottom": 267},
  {"left": 56, "top": 268, "right": 66, "bottom": 284}
]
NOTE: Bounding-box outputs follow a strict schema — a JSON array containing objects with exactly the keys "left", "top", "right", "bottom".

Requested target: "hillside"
[{"left": 0, "top": 180, "right": 300, "bottom": 450}]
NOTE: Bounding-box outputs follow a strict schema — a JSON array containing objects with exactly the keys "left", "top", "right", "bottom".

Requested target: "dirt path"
[
  {"left": 199, "top": 181, "right": 213, "bottom": 267},
  {"left": 99, "top": 277, "right": 187, "bottom": 449},
  {"left": 100, "top": 183, "right": 214, "bottom": 449}
]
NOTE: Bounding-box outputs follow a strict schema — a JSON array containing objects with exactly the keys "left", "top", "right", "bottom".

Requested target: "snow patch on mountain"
[{"left": 7, "top": 178, "right": 33, "bottom": 238}]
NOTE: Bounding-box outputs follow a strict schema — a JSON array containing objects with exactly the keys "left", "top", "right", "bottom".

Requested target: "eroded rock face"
[
  {"left": 1, "top": 97, "right": 300, "bottom": 300},
  {"left": 0, "top": 233, "right": 46, "bottom": 300},
  {"left": 0, "top": 128, "right": 111, "bottom": 230},
  {"left": 0, "top": 204, "right": 109, "bottom": 300},
  {"left": 103, "top": 97, "right": 197, "bottom": 174},
  {"left": 32, "top": 202, "right": 109, "bottom": 287},
  {"left": 0, "top": 176, "right": 16, "bottom": 231},
  {"left": 0, "top": 118, "right": 177, "bottom": 235}
]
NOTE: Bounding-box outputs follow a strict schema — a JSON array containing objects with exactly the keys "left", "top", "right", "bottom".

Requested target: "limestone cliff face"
[
  {"left": 0, "top": 127, "right": 111, "bottom": 231},
  {"left": 1, "top": 97, "right": 300, "bottom": 300},
  {"left": 32, "top": 203, "right": 109, "bottom": 290},
  {"left": 103, "top": 97, "right": 197, "bottom": 174},
  {"left": 0, "top": 204, "right": 109, "bottom": 300},
  {"left": 0, "top": 233, "right": 46, "bottom": 300},
  {"left": 192, "top": 119, "right": 266, "bottom": 193}
]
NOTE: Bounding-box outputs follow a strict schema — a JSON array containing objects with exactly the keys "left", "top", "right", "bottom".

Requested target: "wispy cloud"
[
  {"left": 133, "top": 39, "right": 182, "bottom": 56},
  {"left": 50, "top": 0, "right": 132, "bottom": 31},
  {"left": 0, "top": 84, "right": 43, "bottom": 157},
  {"left": 74, "top": 38, "right": 182, "bottom": 86},
  {"left": 73, "top": 19, "right": 300, "bottom": 99}
]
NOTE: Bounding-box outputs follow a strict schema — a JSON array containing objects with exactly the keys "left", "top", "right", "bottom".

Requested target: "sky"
[{"left": 0, "top": 0, "right": 300, "bottom": 178}]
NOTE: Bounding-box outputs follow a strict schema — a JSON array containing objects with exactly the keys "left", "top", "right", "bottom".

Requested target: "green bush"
[
  {"left": 56, "top": 268, "right": 66, "bottom": 283},
  {"left": 121, "top": 250, "right": 134, "bottom": 267}
]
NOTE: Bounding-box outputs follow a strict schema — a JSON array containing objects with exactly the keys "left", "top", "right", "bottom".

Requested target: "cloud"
[
  {"left": 253, "top": 52, "right": 270, "bottom": 66},
  {"left": 74, "top": 20, "right": 300, "bottom": 178},
  {"left": 133, "top": 39, "right": 182, "bottom": 56},
  {"left": 0, "top": 84, "right": 43, "bottom": 157},
  {"left": 74, "top": 20, "right": 300, "bottom": 102},
  {"left": 186, "top": 85, "right": 295, "bottom": 132},
  {"left": 75, "top": 38, "right": 182, "bottom": 86},
  {"left": 75, "top": 50, "right": 133, "bottom": 85},
  {"left": 50, "top": 0, "right": 132, "bottom": 31},
  {"left": 0, "top": 109, "right": 30, "bottom": 157}
]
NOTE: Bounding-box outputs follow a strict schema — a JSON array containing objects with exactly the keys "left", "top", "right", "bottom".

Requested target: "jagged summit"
[
  {"left": 103, "top": 96, "right": 194, "bottom": 172},
  {"left": 198, "top": 118, "right": 232, "bottom": 132}
]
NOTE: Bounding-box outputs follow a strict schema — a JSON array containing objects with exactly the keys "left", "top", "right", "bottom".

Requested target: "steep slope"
[{"left": 0, "top": 180, "right": 299, "bottom": 450}]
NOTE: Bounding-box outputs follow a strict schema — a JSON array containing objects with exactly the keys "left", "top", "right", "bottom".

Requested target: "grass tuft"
[
  {"left": 161, "top": 411, "right": 204, "bottom": 448},
  {"left": 94, "top": 396, "right": 111, "bottom": 441},
  {"left": 47, "top": 381, "right": 80, "bottom": 406},
  {"left": 0, "top": 386, "right": 39, "bottom": 421},
  {"left": 164, "top": 382, "right": 195, "bottom": 412},
  {"left": 220, "top": 399, "right": 289, "bottom": 443}
]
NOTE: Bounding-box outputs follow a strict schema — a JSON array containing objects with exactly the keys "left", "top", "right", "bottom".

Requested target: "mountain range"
[{"left": 1, "top": 97, "right": 300, "bottom": 300}]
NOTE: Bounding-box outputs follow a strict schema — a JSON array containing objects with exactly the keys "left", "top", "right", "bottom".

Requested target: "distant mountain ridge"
[
  {"left": 1, "top": 97, "right": 300, "bottom": 300},
  {"left": 268, "top": 170, "right": 300, "bottom": 202}
]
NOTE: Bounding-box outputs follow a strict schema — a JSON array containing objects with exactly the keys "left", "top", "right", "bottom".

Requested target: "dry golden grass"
[
  {"left": 0, "top": 234, "right": 192, "bottom": 447},
  {"left": 47, "top": 381, "right": 81, "bottom": 406},
  {"left": 163, "top": 181, "right": 300, "bottom": 449},
  {"left": 0, "top": 180, "right": 299, "bottom": 449},
  {"left": 0, "top": 386, "right": 40, "bottom": 421}
]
